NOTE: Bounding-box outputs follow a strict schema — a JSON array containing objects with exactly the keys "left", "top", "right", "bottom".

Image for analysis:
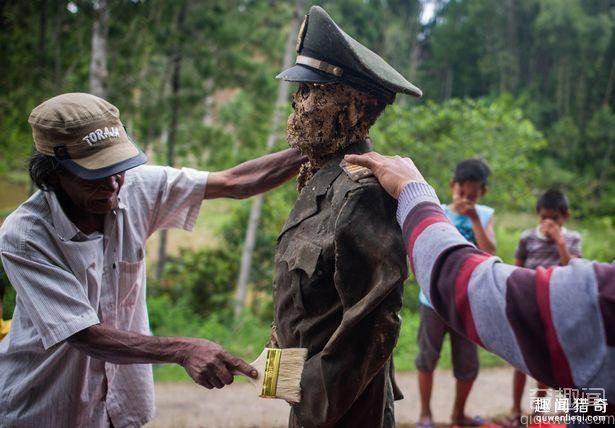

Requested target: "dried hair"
[{"left": 28, "top": 151, "right": 66, "bottom": 191}]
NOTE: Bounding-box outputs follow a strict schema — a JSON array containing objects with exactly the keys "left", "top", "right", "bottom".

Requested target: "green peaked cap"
[{"left": 276, "top": 5, "right": 422, "bottom": 103}]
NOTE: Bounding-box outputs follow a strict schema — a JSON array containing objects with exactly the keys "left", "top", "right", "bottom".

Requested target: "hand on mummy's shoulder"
[{"left": 343, "top": 152, "right": 427, "bottom": 199}]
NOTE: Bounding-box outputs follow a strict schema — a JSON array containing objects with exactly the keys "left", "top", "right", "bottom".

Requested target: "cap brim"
[
  {"left": 276, "top": 64, "right": 339, "bottom": 84},
  {"left": 59, "top": 139, "right": 147, "bottom": 180}
]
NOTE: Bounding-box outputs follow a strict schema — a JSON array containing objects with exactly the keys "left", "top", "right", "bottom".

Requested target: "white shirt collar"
[{"left": 44, "top": 191, "right": 125, "bottom": 241}]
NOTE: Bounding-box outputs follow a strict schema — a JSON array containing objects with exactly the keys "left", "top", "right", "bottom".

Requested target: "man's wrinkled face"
[
  {"left": 57, "top": 171, "right": 125, "bottom": 215},
  {"left": 287, "top": 83, "right": 380, "bottom": 159}
]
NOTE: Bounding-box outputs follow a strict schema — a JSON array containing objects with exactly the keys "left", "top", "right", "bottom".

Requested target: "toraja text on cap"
[
  {"left": 27, "top": 93, "right": 147, "bottom": 180},
  {"left": 82, "top": 126, "right": 121, "bottom": 145},
  {"left": 29, "top": 92, "right": 126, "bottom": 156}
]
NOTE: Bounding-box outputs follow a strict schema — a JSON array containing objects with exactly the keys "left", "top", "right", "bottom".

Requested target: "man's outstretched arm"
[
  {"left": 68, "top": 324, "right": 257, "bottom": 389},
  {"left": 205, "top": 148, "right": 306, "bottom": 199},
  {"left": 345, "top": 152, "right": 615, "bottom": 396},
  {"left": 0, "top": 250, "right": 257, "bottom": 391}
]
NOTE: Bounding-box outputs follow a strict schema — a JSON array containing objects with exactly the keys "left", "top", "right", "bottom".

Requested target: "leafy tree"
[
  {"left": 586, "top": 106, "right": 615, "bottom": 198},
  {"left": 372, "top": 96, "right": 547, "bottom": 210}
]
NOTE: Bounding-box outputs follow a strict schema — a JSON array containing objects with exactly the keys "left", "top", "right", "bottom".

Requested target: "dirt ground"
[{"left": 147, "top": 367, "right": 531, "bottom": 427}]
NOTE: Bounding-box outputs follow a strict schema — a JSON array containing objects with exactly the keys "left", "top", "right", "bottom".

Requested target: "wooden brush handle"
[{"left": 232, "top": 348, "right": 267, "bottom": 387}]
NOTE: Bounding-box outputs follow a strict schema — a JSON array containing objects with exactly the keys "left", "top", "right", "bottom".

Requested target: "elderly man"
[
  {"left": 345, "top": 152, "right": 615, "bottom": 412},
  {"left": 0, "top": 93, "right": 305, "bottom": 427}
]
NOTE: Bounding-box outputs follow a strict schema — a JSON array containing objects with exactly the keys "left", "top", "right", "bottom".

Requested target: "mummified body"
[
  {"left": 272, "top": 6, "right": 421, "bottom": 425},
  {"left": 272, "top": 80, "right": 407, "bottom": 427}
]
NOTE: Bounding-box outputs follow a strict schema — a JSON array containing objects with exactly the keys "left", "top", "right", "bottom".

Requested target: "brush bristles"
[{"left": 274, "top": 348, "right": 308, "bottom": 403}]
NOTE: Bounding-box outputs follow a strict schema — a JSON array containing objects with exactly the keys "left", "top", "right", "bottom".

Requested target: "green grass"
[{"left": 150, "top": 300, "right": 272, "bottom": 382}]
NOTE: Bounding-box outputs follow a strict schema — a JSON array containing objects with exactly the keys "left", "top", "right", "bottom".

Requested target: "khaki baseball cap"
[{"left": 28, "top": 92, "right": 147, "bottom": 180}]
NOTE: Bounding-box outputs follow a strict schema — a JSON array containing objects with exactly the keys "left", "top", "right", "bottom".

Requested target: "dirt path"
[{"left": 147, "top": 367, "right": 531, "bottom": 427}]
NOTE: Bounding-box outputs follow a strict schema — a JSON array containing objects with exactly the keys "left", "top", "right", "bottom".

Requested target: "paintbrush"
[{"left": 235, "top": 347, "right": 307, "bottom": 403}]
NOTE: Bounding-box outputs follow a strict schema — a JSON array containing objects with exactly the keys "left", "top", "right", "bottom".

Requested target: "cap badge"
[{"left": 296, "top": 14, "right": 308, "bottom": 53}]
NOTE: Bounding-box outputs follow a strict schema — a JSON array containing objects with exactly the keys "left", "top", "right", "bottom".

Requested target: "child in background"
[
  {"left": 415, "top": 159, "right": 496, "bottom": 428},
  {"left": 506, "top": 188, "right": 581, "bottom": 427}
]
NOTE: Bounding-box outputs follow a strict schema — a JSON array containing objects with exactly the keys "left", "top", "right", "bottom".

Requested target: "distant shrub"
[
  {"left": 150, "top": 247, "right": 237, "bottom": 319},
  {"left": 372, "top": 96, "right": 547, "bottom": 211}
]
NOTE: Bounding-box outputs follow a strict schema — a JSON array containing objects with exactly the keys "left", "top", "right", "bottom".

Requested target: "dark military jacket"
[{"left": 273, "top": 140, "right": 407, "bottom": 428}]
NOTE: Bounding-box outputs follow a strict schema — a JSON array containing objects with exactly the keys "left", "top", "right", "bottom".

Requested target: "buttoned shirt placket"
[
  {"left": 59, "top": 200, "right": 125, "bottom": 425},
  {"left": 101, "top": 203, "right": 123, "bottom": 425}
]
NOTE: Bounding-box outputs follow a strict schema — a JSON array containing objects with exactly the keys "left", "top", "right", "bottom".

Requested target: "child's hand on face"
[
  {"left": 453, "top": 194, "right": 478, "bottom": 220},
  {"left": 540, "top": 219, "right": 563, "bottom": 243}
]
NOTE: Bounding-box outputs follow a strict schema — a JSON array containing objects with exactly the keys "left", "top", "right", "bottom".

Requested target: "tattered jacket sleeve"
[
  {"left": 397, "top": 182, "right": 615, "bottom": 401},
  {"left": 292, "top": 182, "right": 407, "bottom": 427}
]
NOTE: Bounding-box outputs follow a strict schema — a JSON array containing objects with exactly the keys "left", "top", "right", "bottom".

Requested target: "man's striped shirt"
[
  {"left": 0, "top": 165, "right": 208, "bottom": 427},
  {"left": 397, "top": 182, "right": 615, "bottom": 403}
]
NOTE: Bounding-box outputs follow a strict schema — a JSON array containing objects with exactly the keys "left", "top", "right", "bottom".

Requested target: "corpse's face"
[
  {"left": 287, "top": 83, "right": 381, "bottom": 160},
  {"left": 57, "top": 171, "right": 125, "bottom": 215},
  {"left": 287, "top": 83, "right": 347, "bottom": 157}
]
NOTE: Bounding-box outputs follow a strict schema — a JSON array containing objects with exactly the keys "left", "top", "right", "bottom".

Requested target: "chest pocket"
[
  {"left": 118, "top": 258, "right": 144, "bottom": 307},
  {"left": 280, "top": 238, "right": 324, "bottom": 313}
]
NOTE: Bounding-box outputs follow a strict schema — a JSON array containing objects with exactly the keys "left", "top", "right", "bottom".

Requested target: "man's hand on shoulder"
[
  {"left": 204, "top": 148, "right": 305, "bottom": 200},
  {"left": 343, "top": 152, "right": 426, "bottom": 199}
]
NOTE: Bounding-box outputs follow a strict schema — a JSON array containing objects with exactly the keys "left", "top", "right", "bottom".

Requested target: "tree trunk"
[
  {"left": 408, "top": 38, "right": 421, "bottom": 83},
  {"left": 143, "top": 59, "right": 171, "bottom": 153},
  {"left": 596, "top": 135, "right": 614, "bottom": 198},
  {"left": 30, "top": 0, "right": 48, "bottom": 195},
  {"left": 233, "top": 0, "right": 304, "bottom": 318},
  {"left": 39, "top": 0, "right": 47, "bottom": 78},
  {"left": 156, "top": 0, "right": 188, "bottom": 280},
  {"left": 53, "top": 0, "right": 62, "bottom": 91},
  {"left": 503, "top": 0, "right": 519, "bottom": 92},
  {"left": 89, "top": 0, "right": 109, "bottom": 98},
  {"left": 603, "top": 60, "right": 615, "bottom": 106},
  {"left": 443, "top": 67, "right": 453, "bottom": 100},
  {"left": 407, "top": 7, "right": 421, "bottom": 83}
]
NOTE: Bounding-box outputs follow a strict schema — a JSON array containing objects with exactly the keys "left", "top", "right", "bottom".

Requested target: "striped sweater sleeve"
[{"left": 398, "top": 182, "right": 615, "bottom": 400}]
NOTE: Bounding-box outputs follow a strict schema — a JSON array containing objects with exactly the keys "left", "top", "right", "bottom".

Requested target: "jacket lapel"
[
  {"left": 279, "top": 139, "right": 373, "bottom": 237},
  {"left": 279, "top": 166, "right": 342, "bottom": 237}
]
